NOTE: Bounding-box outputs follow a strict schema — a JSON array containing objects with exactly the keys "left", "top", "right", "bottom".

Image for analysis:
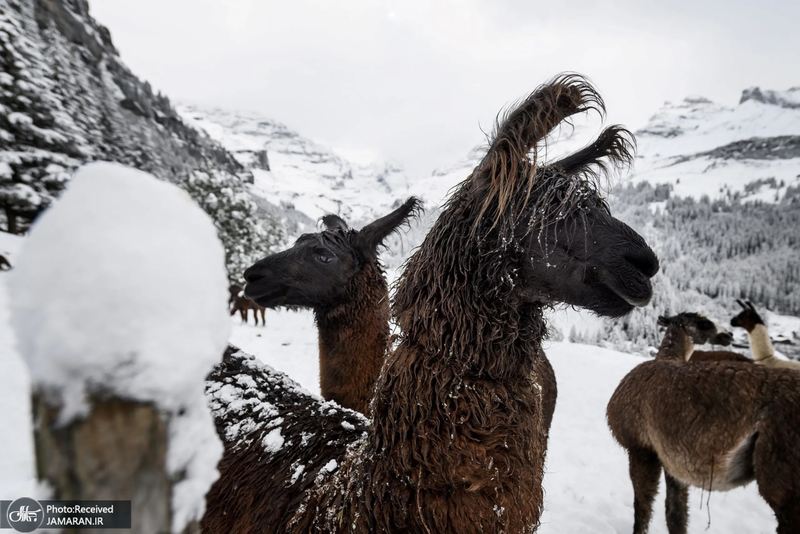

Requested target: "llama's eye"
[{"left": 317, "top": 254, "right": 333, "bottom": 264}]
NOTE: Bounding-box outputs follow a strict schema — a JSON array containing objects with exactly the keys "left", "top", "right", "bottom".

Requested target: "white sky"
[{"left": 91, "top": 0, "right": 800, "bottom": 177}]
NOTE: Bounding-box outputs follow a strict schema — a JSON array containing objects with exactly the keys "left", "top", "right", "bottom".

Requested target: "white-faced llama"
[
  {"left": 731, "top": 299, "right": 800, "bottom": 371},
  {"left": 203, "top": 74, "right": 659, "bottom": 533},
  {"left": 608, "top": 312, "right": 800, "bottom": 534}
]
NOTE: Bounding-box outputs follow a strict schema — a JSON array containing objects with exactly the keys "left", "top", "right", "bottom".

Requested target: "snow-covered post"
[{"left": 8, "top": 163, "right": 230, "bottom": 533}]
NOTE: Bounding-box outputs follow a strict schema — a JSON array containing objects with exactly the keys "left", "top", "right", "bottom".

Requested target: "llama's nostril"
[
  {"left": 243, "top": 266, "right": 265, "bottom": 284},
  {"left": 626, "top": 248, "right": 659, "bottom": 278}
]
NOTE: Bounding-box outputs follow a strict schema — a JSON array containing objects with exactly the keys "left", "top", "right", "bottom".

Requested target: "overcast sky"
[{"left": 91, "top": 0, "right": 800, "bottom": 177}]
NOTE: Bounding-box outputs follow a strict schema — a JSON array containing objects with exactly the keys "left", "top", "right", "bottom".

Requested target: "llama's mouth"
[
  {"left": 596, "top": 267, "right": 653, "bottom": 308},
  {"left": 244, "top": 283, "right": 287, "bottom": 308},
  {"left": 712, "top": 331, "right": 735, "bottom": 346}
]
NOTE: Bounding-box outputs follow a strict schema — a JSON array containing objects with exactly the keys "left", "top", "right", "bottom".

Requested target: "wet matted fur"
[
  {"left": 203, "top": 74, "right": 658, "bottom": 533},
  {"left": 204, "top": 347, "right": 368, "bottom": 532},
  {"left": 607, "top": 313, "right": 800, "bottom": 534}
]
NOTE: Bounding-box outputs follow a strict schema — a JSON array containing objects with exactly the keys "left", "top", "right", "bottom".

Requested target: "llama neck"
[
  {"left": 359, "top": 196, "right": 551, "bottom": 530},
  {"left": 748, "top": 324, "right": 774, "bottom": 362},
  {"left": 368, "top": 297, "right": 547, "bottom": 522},
  {"left": 314, "top": 263, "right": 390, "bottom": 416},
  {"left": 657, "top": 325, "right": 694, "bottom": 361}
]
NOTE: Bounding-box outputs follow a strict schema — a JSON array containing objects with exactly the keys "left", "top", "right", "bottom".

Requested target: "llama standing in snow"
[
  {"left": 731, "top": 299, "right": 800, "bottom": 370},
  {"left": 229, "top": 284, "right": 266, "bottom": 326},
  {"left": 203, "top": 74, "right": 658, "bottom": 533},
  {"left": 608, "top": 312, "right": 800, "bottom": 534}
]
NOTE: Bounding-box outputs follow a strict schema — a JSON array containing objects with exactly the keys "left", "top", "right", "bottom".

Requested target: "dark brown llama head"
[
  {"left": 510, "top": 127, "right": 659, "bottom": 318},
  {"left": 243, "top": 197, "right": 420, "bottom": 309},
  {"left": 730, "top": 299, "right": 765, "bottom": 333},
  {"left": 517, "top": 179, "right": 659, "bottom": 317},
  {"left": 658, "top": 312, "right": 734, "bottom": 346}
]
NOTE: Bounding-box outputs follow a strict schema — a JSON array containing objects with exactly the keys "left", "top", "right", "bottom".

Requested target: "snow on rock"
[{"left": 7, "top": 161, "right": 229, "bottom": 531}]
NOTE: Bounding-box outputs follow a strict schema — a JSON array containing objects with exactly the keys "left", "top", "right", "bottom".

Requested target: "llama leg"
[
  {"left": 664, "top": 472, "right": 688, "bottom": 534},
  {"left": 629, "top": 447, "right": 661, "bottom": 534}
]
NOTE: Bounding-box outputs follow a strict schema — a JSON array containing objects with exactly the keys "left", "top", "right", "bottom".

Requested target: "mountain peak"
[{"left": 740, "top": 87, "right": 800, "bottom": 109}]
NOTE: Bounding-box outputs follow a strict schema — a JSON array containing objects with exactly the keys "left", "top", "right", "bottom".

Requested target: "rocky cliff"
[{"left": 0, "top": 0, "right": 242, "bottom": 233}]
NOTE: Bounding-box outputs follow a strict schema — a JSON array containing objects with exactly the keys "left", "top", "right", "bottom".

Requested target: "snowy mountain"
[
  {"left": 631, "top": 90, "right": 800, "bottom": 202},
  {"left": 178, "top": 104, "right": 413, "bottom": 229}
]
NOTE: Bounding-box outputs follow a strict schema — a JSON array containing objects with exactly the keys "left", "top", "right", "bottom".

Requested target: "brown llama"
[
  {"left": 731, "top": 299, "right": 800, "bottom": 370},
  {"left": 202, "top": 74, "right": 659, "bottom": 533},
  {"left": 229, "top": 284, "right": 266, "bottom": 326},
  {"left": 681, "top": 309, "right": 751, "bottom": 364},
  {"left": 237, "top": 198, "right": 420, "bottom": 415},
  {"left": 607, "top": 312, "right": 800, "bottom": 534}
]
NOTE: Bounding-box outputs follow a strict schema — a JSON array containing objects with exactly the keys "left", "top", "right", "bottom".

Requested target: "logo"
[{"left": 6, "top": 498, "right": 43, "bottom": 533}]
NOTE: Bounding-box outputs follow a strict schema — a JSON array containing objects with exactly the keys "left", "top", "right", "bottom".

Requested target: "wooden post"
[{"left": 32, "top": 393, "right": 199, "bottom": 534}]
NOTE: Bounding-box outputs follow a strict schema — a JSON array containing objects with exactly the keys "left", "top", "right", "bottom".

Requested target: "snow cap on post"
[{"left": 8, "top": 161, "right": 230, "bottom": 531}]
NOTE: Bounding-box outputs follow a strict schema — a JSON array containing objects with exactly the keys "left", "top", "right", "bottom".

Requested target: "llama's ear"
[
  {"left": 657, "top": 316, "right": 669, "bottom": 327},
  {"left": 321, "top": 214, "right": 349, "bottom": 232},
  {"left": 355, "top": 197, "right": 422, "bottom": 262},
  {"left": 736, "top": 299, "right": 748, "bottom": 310},
  {"left": 746, "top": 300, "right": 756, "bottom": 312}
]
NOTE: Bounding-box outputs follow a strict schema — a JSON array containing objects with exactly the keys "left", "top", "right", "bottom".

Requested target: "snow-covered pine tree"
[
  {"left": 177, "top": 168, "right": 284, "bottom": 283},
  {"left": 0, "top": 6, "right": 83, "bottom": 233}
]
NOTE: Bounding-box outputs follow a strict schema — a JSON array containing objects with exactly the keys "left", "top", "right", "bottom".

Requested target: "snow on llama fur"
[
  {"left": 202, "top": 74, "right": 659, "bottom": 533},
  {"left": 241, "top": 197, "right": 421, "bottom": 416},
  {"left": 607, "top": 312, "right": 800, "bottom": 534},
  {"left": 8, "top": 162, "right": 229, "bottom": 533}
]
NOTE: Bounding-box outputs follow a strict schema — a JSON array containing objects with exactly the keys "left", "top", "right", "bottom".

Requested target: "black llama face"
[
  {"left": 658, "top": 312, "right": 735, "bottom": 346},
  {"left": 730, "top": 299, "right": 764, "bottom": 331},
  {"left": 518, "top": 173, "right": 659, "bottom": 318},
  {"left": 243, "top": 198, "right": 419, "bottom": 309}
]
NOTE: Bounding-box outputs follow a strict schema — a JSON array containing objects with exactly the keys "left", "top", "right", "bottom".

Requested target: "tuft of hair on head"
[
  {"left": 320, "top": 214, "right": 349, "bottom": 233},
  {"left": 657, "top": 315, "right": 671, "bottom": 328},
  {"left": 549, "top": 124, "right": 636, "bottom": 185},
  {"left": 355, "top": 197, "right": 423, "bottom": 262},
  {"left": 471, "top": 73, "right": 606, "bottom": 233}
]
